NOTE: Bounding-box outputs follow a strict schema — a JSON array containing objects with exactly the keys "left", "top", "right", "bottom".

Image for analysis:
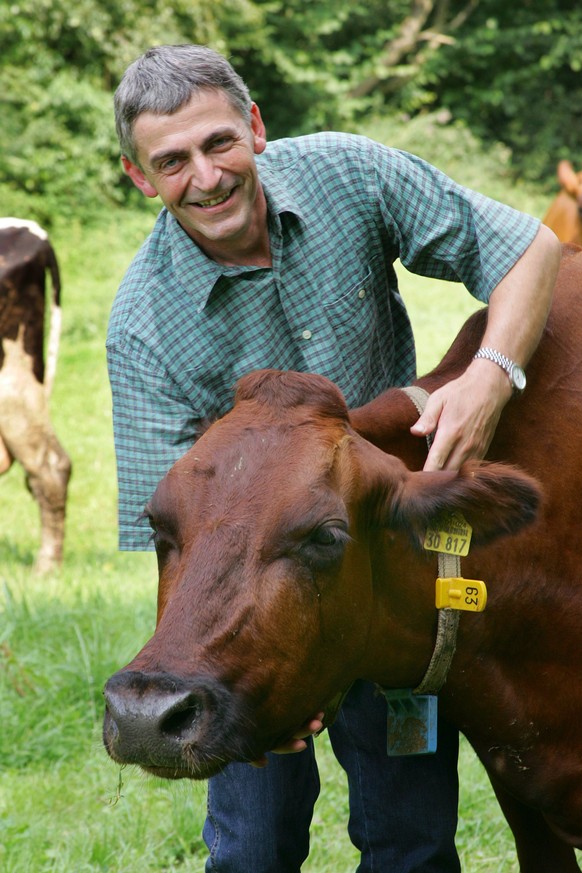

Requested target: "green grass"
[{"left": 0, "top": 129, "right": 561, "bottom": 871}]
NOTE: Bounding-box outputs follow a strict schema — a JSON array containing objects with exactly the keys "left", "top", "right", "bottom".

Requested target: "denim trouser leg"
[
  {"left": 204, "top": 679, "right": 460, "bottom": 872},
  {"left": 328, "top": 680, "right": 461, "bottom": 873},
  {"left": 204, "top": 743, "right": 320, "bottom": 873}
]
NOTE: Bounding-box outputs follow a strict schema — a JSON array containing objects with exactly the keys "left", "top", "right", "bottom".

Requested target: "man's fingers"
[
  {"left": 291, "top": 713, "right": 325, "bottom": 740},
  {"left": 249, "top": 712, "right": 325, "bottom": 766},
  {"left": 250, "top": 755, "right": 268, "bottom": 768}
]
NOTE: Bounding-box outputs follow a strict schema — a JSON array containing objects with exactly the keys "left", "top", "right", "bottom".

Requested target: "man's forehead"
[{"left": 133, "top": 89, "right": 245, "bottom": 149}]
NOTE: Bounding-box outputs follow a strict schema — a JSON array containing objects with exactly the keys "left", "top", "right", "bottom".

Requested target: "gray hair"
[{"left": 114, "top": 44, "right": 252, "bottom": 164}]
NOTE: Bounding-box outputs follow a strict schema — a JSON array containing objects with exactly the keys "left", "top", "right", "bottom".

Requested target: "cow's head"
[{"left": 103, "top": 370, "right": 540, "bottom": 778}]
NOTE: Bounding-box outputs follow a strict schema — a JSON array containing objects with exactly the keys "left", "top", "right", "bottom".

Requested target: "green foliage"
[
  {"left": 2, "top": 69, "right": 120, "bottom": 224},
  {"left": 0, "top": 0, "right": 264, "bottom": 221},
  {"left": 415, "top": 1, "right": 582, "bottom": 184},
  {"left": 1, "top": 0, "right": 581, "bottom": 218},
  {"left": 232, "top": 0, "right": 406, "bottom": 135}
]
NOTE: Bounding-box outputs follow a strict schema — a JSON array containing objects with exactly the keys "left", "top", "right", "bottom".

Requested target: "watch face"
[{"left": 512, "top": 365, "right": 526, "bottom": 391}]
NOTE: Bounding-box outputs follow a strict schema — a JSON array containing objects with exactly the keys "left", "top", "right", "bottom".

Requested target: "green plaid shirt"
[{"left": 107, "top": 132, "right": 539, "bottom": 550}]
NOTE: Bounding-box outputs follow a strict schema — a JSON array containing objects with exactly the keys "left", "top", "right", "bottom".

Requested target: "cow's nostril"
[
  {"left": 102, "top": 671, "right": 239, "bottom": 774},
  {"left": 161, "top": 697, "right": 202, "bottom": 740}
]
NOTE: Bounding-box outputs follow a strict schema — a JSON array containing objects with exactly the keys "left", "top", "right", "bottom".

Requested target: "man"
[{"left": 108, "top": 43, "right": 560, "bottom": 872}]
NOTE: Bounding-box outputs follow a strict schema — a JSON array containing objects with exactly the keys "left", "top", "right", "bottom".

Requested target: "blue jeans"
[{"left": 204, "top": 680, "right": 460, "bottom": 872}]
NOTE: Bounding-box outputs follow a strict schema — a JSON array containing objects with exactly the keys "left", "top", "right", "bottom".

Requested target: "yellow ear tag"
[
  {"left": 435, "top": 577, "right": 487, "bottom": 612},
  {"left": 424, "top": 512, "right": 473, "bottom": 557}
]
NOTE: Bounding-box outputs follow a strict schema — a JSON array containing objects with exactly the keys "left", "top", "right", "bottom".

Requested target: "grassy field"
[{"left": 0, "top": 129, "right": 558, "bottom": 872}]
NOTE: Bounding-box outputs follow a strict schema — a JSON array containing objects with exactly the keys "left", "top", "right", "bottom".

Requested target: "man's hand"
[
  {"left": 250, "top": 713, "right": 325, "bottom": 768},
  {"left": 411, "top": 224, "right": 560, "bottom": 472},
  {"left": 410, "top": 359, "right": 511, "bottom": 471}
]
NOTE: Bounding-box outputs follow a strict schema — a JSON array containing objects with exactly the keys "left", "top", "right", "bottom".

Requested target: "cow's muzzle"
[{"left": 102, "top": 670, "right": 249, "bottom": 779}]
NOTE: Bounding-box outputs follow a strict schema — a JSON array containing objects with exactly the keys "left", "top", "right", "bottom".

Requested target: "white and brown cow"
[{"left": 0, "top": 219, "right": 71, "bottom": 572}]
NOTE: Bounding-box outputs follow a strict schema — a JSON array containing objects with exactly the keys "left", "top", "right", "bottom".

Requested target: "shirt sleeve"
[
  {"left": 369, "top": 142, "right": 540, "bottom": 302},
  {"left": 107, "top": 339, "right": 200, "bottom": 551}
]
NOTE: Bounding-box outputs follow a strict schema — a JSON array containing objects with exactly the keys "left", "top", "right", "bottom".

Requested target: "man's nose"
[{"left": 189, "top": 155, "right": 222, "bottom": 193}]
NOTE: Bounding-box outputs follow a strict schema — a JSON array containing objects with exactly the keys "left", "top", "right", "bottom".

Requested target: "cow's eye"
[
  {"left": 310, "top": 522, "right": 349, "bottom": 546},
  {"left": 301, "top": 521, "right": 351, "bottom": 569},
  {"left": 144, "top": 510, "right": 178, "bottom": 558}
]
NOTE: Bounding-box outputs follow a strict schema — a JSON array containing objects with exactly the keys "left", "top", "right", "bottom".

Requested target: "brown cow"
[
  {"left": 0, "top": 219, "right": 71, "bottom": 572},
  {"left": 543, "top": 160, "right": 582, "bottom": 245},
  {"left": 104, "top": 245, "right": 582, "bottom": 870}
]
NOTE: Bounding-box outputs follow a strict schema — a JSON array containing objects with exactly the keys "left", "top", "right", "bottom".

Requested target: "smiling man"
[
  {"left": 122, "top": 91, "right": 270, "bottom": 265},
  {"left": 107, "top": 43, "right": 560, "bottom": 873}
]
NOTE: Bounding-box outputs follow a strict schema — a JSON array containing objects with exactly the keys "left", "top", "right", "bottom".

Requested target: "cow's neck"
[
  {"left": 360, "top": 536, "right": 444, "bottom": 689},
  {"left": 349, "top": 306, "right": 487, "bottom": 466},
  {"left": 350, "top": 387, "right": 428, "bottom": 469},
  {"left": 348, "top": 311, "right": 488, "bottom": 688}
]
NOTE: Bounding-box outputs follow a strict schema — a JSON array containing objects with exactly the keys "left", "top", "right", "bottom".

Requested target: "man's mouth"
[{"left": 195, "top": 189, "right": 234, "bottom": 209}]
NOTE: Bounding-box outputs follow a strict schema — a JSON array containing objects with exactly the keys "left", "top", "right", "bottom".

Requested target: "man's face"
[{"left": 123, "top": 89, "right": 267, "bottom": 259}]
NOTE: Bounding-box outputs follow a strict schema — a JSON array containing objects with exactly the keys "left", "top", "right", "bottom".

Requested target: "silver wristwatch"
[{"left": 473, "top": 347, "right": 526, "bottom": 393}]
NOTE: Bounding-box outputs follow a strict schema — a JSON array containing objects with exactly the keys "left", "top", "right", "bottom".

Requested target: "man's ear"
[
  {"left": 250, "top": 103, "right": 267, "bottom": 155},
  {"left": 121, "top": 156, "right": 159, "bottom": 198}
]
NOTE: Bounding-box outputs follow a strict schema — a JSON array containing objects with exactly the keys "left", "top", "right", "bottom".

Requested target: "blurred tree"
[
  {"left": 334, "top": 0, "right": 582, "bottom": 184},
  {"left": 420, "top": 1, "right": 582, "bottom": 183},
  {"left": 0, "top": 0, "right": 265, "bottom": 220},
  {"left": 1, "top": 0, "right": 580, "bottom": 221}
]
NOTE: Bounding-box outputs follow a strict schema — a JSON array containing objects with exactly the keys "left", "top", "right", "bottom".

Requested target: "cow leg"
[
  {"left": 23, "top": 431, "right": 71, "bottom": 574},
  {"left": 0, "top": 434, "right": 14, "bottom": 473},
  {"left": 488, "top": 772, "right": 580, "bottom": 872},
  {"left": 0, "top": 335, "right": 71, "bottom": 573}
]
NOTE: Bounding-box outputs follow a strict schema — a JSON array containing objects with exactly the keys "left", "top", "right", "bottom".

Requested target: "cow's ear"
[
  {"left": 557, "top": 160, "right": 580, "bottom": 196},
  {"left": 386, "top": 461, "right": 542, "bottom": 549}
]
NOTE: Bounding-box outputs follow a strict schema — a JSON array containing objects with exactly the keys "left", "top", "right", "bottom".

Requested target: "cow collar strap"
[
  {"left": 319, "top": 386, "right": 461, "bottom": 741},
  {"left": 400, "top": 385, "right": 461, "bottom": 697},
  {"left": 374, "top": 386, "right": 466, "bottom": 756}
]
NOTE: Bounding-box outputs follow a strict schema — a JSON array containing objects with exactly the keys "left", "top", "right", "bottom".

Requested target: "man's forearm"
[
  {"left": 412, "top": 224, "right": 562, "bottom": 470},
  {"left": 476, "top": 223, "right": 561, "bottom": 372}
]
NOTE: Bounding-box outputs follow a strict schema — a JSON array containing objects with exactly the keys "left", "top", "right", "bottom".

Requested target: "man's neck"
[{"left": 200, "top": 231, "right": 272, "bottom": 268}]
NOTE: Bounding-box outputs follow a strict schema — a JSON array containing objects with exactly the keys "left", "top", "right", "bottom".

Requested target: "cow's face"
[{"left": 103, "top": 370, "right": 540, "bottom": 779}]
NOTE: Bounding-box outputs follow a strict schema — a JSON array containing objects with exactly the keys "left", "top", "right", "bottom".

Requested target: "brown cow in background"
[
  {"left": 0, "top": 218, "right": 71, "bottom": 572},
  {"left": 542, "top": 160, "right": 582, "bottom": 245}
]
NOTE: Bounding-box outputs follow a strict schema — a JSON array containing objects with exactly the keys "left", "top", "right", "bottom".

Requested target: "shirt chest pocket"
[{"left": 322, "top": 271, "right": 381, "bottom": 377}]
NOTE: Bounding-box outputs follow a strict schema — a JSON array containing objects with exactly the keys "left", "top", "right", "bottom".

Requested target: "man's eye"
[
  {"left": 159, "top": 157, "right": 181, "bottom": 173},
  {"left": 211, "top": 136, "right": 234, "bottom": 150}
]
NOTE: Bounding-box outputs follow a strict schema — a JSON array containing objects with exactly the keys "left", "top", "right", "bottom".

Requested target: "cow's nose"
[{"left": 103, "top": 670, "right": 215, "bottom": 768}]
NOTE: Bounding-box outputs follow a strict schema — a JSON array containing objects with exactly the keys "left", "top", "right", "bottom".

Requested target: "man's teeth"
[{"left": 198, "top": 190, "right": 232, "bottom": 208}]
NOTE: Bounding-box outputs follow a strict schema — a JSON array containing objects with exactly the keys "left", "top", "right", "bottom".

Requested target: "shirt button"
[
  {"left": 358, "top": 288, "right": 366, "bottom": 299},
  {"left": 302, "top": 329, "right": 312, "bottom": 340}
]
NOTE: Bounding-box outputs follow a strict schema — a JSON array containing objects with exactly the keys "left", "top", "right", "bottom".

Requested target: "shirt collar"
[
  {"left": 162, "top": 166, "right": 305, "bottom": 311},
  {"left": 257, "top": 160, "right": 306, "bottom": 226}
]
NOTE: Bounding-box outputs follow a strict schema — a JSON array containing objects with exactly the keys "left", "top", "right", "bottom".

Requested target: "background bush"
[{"left": 1, "top": 0, "right": 581, "bottom": 222}]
